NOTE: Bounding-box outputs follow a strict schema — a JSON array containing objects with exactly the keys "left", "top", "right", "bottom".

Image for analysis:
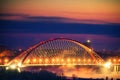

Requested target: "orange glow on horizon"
[{"left": 0, "top": 0, "right": 119, "bottom": 23}]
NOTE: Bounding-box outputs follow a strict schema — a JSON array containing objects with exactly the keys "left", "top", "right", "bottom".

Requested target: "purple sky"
[{"left": 0, "top": 0, "right": 120, "bottom": 51}]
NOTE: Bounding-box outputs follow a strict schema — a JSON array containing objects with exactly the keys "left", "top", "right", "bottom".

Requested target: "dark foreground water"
[
  {"left": 21, "top": 66, "right": 120, "bottom": 79},
  {"left": 0, "top": 68, "right": 120, "bottom": 80}
]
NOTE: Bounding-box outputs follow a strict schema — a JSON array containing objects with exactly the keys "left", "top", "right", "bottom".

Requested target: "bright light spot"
[
  {"left": 61, "top": 59, "right": 64, "bottom": 62},
  {"left": 88, "top": 59, "right": 91, "bottom": 62},
  {"left": 4, "top": 58, "right": 9, "bottom": 63},
  {"left": 72, "top": 58, "right": 75, "bottom": 62},
  {"left": 33, "top": 58, "right": 36, "bottom": 62},
  {"left": 83, "top": 59, "right": 86, "bottom": 62},
  {"left": 52, "top": 58, "right": 55, "bottom": 62},
  {"left": 118, "top": 59, "right": 120, "bottom": 62},
  {"left": 87, "top": 40, "right": 91, "bottom": 43},
  {"left": 89, "top": 49, "right": 92, "bottom": 52},
  {"left": 18, "top": 63, "right": 22, "bottom": 67},
  {"left": 104, "top": 62, "right": 111, "bottom": 69},
  {"left": 56, "top": 58, "right": 59, "bottom": 62},
  {"left": 67, "top": 58, "right": 70, "bottom": 62},
  {"left": 10, "top": 64, "right": 16, "bottom": 69},
  {"left": 18, "top": 48, "right": 22, "bottom": 52},
  {"left": 14, "top": 59, "right": 18, "bottom": 62},
  {"left": 26, "top": 59, "right": 30, "bottom": 63},
  {"left": 113, "top": 59, "right": 116, "bottom": 62},
  {"left": 0, "top": 59, "right": 1, "bottom": 63},
  {"left": 93, "top": 60, "right": 96, "bottom": 62},
  {"left": 98, "top": 60, "right": 102, "bottom": 64},
  {"left": 108, "top": 59, "right": 111, "bottom": 62},
  {"left": 78, "top": 59, "right": 81, "bottom": 62},
  {"left": 17, "top": 68, "right": 21, "bottom": 73},
  {"left": 45, "top": 58, "right": 48, "bottom": 62},
  {"left": 6, "top": 67, "right": 9, "bottom": 70},
  {"left": 39, "top": 59, "right": 42, "bottom": 62}
]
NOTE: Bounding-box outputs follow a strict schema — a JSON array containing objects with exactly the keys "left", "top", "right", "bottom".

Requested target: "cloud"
[
  {"left": 0, "top": 14, "right": 120, "bottom": 37},
  {"left": 25, "top": 16, "right": 111, "bottom": 24},
  {"left": 0, "top": 13, "right": 115, "bottom": 24},
  {"left": 0, "top": 13, "right": 27, "bottom": 17},
  {"left": 0, "top": 13, "right": 119, "bottom": 36},
  {"left": 0, "top": 13, "right": 120, "bottom": 50},
  {"left": 0, "top": 13, "right": 28, "bottom": 20}
]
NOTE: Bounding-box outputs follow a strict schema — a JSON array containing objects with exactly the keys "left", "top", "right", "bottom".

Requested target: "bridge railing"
[
  {"left": 1, "top": 58, "right": 120, "bottom": 66},
  {"left": 8, "top": 58, "right": 105, "bottom": 66}
]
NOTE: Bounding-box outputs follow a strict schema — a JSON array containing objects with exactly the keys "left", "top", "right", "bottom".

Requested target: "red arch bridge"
[{"left": 1, "top": 38, "right": 120, "bottom": 72}]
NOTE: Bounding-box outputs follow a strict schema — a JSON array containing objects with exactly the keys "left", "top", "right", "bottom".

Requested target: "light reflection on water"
[{"left": 21, "top": 65, "right": 120, "bottom": 79}]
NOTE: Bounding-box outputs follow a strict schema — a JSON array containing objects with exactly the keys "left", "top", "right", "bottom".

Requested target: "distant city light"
[
  {"left": 18, "top": 48, "right": 22, "bottom": 52},
  {"left": 87, "top": 40, "right": 91, "bottom": 43}
]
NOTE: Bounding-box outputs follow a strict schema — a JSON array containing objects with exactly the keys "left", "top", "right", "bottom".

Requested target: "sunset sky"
[{"left": 0, "top": 0, "right": 120, "bottom": 51}]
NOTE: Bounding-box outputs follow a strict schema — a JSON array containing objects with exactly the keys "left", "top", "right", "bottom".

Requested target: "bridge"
[{"left": 0, "top": 38, "right": 120, "bottom": 72}]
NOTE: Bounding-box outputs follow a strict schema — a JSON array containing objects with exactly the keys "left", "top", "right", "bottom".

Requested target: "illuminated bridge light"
[
  {"left": 108, "top": 59, "right": 111, "bottom": 62},
  {"left": 89, "top": 49, "right": 92, "bottom": 52},
  {"left": 72, "top": 58, "right": 76, "bottom": 62},
  {"left": 7, "top": 38, "right": 104, "bottom": 66},
  {"left": 39, "top": 59, "right": 42, "bottom": 63},
  {"left": 113, "top": 59, "right": 116, "bottom": 63},
  {"left": 45, "top": 58, "right": 49, "bottom": 63},
  {"left": 26, "top": 59, "right": 30, "bottom": 64},
  {"left": 56, "top": 58, "right": 59, "bottom": 62},
  {"left": 52, "top": 58, "right": 55, "bottom": 62},
  {"left": 4, "top": 58, "right": 9, "bottom": 62},
  {"left": 98, "top": 60, "right": 103, "bottom": 64},
  {"left": 61, "top": 59, "right": 64, "bottom": 62},
  {"left": 14, "top": 59, "right": 18, "bottom": 63},
  {"left": 118, "top": 59, "right": 120, "bottom": 62},
  {"left": 93, "top": 60, "right": 96, "bottom": 63},
  {"left": 4, "top": 58, "right": 9, "bottom": 64},
  {"left": 88, "top": 59, "right": 91, "bottom": 62},
  {"left": 83, "top": 59, "right": 86, "bottom": 62},
  {"left": 77, "top": 59, "right": 81, "bottom": 62},
  {"left": 33, "top": 58, "right": 36, "bottom": 63},
  {"left": 67, "top": 58, "right": 70, "bottom": 62},
  {"left": 0, "top": 59, "right": 1, "bottom": 63},
  {"left": 9, "top": 64, "right": 17, "bottom": 69},
  {"left": 18, "top": 63, "right": 22, "bottom": 67},
  {"left": 104, "top": 62, "right": 111, "bottom": 69}
]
